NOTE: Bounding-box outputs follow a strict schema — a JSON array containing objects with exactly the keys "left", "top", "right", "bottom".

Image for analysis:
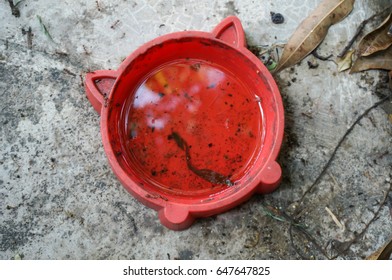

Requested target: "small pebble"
[{"left": 270, "top": 12, "right": 284, "bottom": 24}]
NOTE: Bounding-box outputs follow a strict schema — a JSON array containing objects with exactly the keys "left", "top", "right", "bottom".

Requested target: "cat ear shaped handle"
[
  {"left": 212, "top": 16, "right": 246, "bottom": 49},
  {"left": 84, "top": 70, "right": 118, "bottom": 115}
]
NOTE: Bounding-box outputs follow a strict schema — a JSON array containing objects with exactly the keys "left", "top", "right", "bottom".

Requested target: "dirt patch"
[{"left": 222, "top": 1, "right": 239, "bottom": 17}]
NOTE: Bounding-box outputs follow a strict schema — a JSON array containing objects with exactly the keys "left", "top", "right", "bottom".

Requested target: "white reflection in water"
[
  {"left": 205, "top": 67, "right": 224, "bottom": 86},
  {"left": 133, "top": 85, "right": 160, "bottom": 108},
  {"left": 146, "top": 116, "right": 167, "bottom": 130}
]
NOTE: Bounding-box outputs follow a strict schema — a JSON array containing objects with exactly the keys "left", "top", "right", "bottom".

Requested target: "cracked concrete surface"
[{"left": 1, "top": 0, "right": 391, "bottom": 259}]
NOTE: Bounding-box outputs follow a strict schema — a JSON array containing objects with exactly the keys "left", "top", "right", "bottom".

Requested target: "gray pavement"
[{"left": 0, "top": 0, "right": 391, "bottom": 259}]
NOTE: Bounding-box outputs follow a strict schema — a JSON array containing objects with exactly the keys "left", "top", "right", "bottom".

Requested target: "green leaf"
[{"left": 37, "top": 15, "right": 54, "bottom": 42}]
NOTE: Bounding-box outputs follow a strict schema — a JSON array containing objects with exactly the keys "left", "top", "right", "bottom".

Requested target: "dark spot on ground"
[
  {"left": 223, "top": 1, "right": 239, "bottom": 17},
  {"left": 0, "top": 220, "right": 33, "bottom": 251},
  {"left": 374, "top": 71, "right": 392, "bottom": 115},
  {"left": 178, "top": 249, "right": 194, "bottom": 260},
  {"left": 270, "top": 12, "right": 285, "bottom": 24}
]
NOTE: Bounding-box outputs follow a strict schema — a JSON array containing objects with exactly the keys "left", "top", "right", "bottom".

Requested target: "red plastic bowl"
[{"left": 85, "top": 16, "right": 284, "bottom": 230}]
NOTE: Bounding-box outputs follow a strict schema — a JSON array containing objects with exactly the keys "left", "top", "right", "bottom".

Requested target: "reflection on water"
[{"left": 123, "top": 59, "right": 263, "bottom": 196}]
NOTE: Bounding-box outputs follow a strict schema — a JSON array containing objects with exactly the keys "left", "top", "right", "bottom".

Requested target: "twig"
[
  {"left": 26, "top": 27, "right": 33, "bottom": 49},
  {"left": 22, "top": 27, "right": 33, "bottom": 49},
  {"left": 63, "top": 68, "right": 76, "bottom": 77},
  {"left": 261, "top": 204, "right": 305, "bottom": 227},
  {"left": 297, "top": 94, "right": 391, "bottom": 209},
  {"left": 289, "top": 224, "right": 310, "bottom": 259},
  {"left": 15, "top": 0, "right": 25, "bottom": 7},
  {"left": 282, "top": 211, "right": 330, "bottom": 259},
  {"left": 261, "top": 206, "right": 286, "bottom": 222},
  {"left": 7, "top": 0, "right": 20, "bottom": 17},
  {"left": 325, "top": 206, "right": 345, "bottom": 232},
  {"left": 330, "top": 182, "right": 392, "bottom": 259},
  {"left": 259, "top": 43, "right": 286, "bottom": 56},
  {"left": 114, "top": 202, "right": 138, "bottom": 234},
  {"left": 328, "top": 172, "right": 340, "bottom": 189},
  {"left": 338, "top": 7, "right": 392, "bottom": 57},
  {"left": 312, "top": 49, "right": 332, "bottom": 61},
  {"left": 262, "top": 203, "right": 329, "bottom": 259}
]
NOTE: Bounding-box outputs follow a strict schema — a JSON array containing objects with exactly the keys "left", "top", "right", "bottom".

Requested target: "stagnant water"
[{"left": 122, "top": 59, "right": 264, "bottom": 196}]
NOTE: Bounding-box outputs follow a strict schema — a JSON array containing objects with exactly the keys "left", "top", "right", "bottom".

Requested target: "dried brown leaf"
[
  {"left": 367, "top": 237, "right": 392, "bottom": 260},
  {"left": 350, "top": 45, "right": 392, "bottom": 73},
  {"left": 274, "top": 0, "right": 355, "bottom": 73},
  {"left": 337, "top": 49, "right": 354, "bottom": 72},
  {"left": 357, "top": 13, "right": 392, "bottom": 57}
]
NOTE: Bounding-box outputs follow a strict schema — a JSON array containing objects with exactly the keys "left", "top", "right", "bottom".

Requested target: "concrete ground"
[{"left": 0, "top": 0, "right": 391, "bottom": 259}]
